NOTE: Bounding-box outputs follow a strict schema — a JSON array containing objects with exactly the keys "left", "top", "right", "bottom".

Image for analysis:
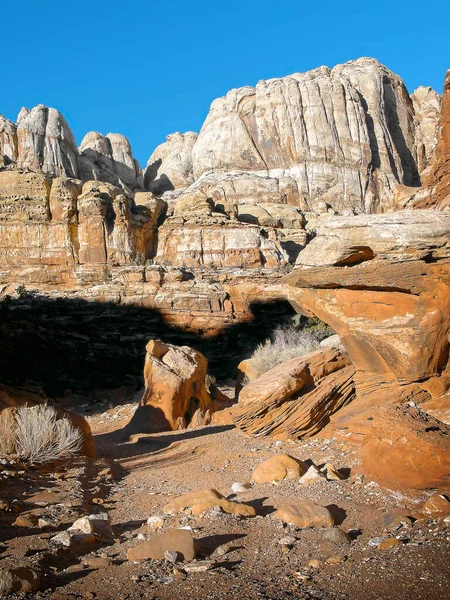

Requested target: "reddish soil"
[{"left": 1, "top": 394, "right": 449, "bottom": 599}]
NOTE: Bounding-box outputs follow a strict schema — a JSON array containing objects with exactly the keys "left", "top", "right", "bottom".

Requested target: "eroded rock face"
[
  {"left": 126, "top": 339, "right": 212, "bottom": 433},
  {"left": 0, "top": 173, "right": 156, "bottom": 275},
  {"left": 234, "top": 348, "right": 355, "bottom": 439},
  {"left": 192, "top": 58, "right": 422, "bottom": 214},
  {"left": 396, "top": 70, "right": 450, "bottom": 211},
  {"left": 17, "top": 105, "right": 79, "bottom": 178},
  {"left": 0, "top": 116, "right": 18, "bottom": 166},
  {"left": 356, "top": 404, "right": 450, "bottom": 491},
  {"left": 412, "top": 86, "right": 442, "bottom": 174},
  {"left": 145, "top": 132, "right": 198, "bottom": 193},
  {"left": 287, "top": 210, "right": 450, "bottom": 406},
  {"left": 156, "top": 213, "right": 290, "bottom": 268},
  {"left": 79, "top": 132, "right": 144, "bottom": 191}
]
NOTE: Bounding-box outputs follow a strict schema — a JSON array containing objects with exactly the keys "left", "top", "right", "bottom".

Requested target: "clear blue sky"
[{"left": 2, "top": 0, "right": 449, "bottom": 167}]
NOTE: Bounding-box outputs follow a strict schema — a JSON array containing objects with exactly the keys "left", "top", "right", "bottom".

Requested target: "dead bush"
[
  {"left": 248, "top": 326, "right": 321, "bottom": 378},
  {"left": 13, "top": 404, "right": 83, "bottom": 464}
]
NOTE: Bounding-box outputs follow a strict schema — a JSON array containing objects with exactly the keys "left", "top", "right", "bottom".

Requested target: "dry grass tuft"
[
  {"left": 0, "top": 404, "right": 83, "bottom": 464},
  {"left": 248, "top": 326, "right": 322, "bottom": 378}
]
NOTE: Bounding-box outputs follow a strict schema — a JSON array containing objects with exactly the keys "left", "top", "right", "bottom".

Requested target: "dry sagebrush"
[
  {"left": 248, "top": 326, "right": 322, "bottom": 378},
  {"left": 0, "top": 404, "right": 82, "bottom": 464}
]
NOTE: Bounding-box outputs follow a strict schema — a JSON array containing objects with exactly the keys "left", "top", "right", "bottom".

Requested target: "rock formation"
[
  {"left": 16, "top": 105, "right": 79, "bottom": 178},
  {"left": 126, "top": 340, "right": 212, "bottom": 433},
  {"left": 79, "top": 132, "right": 144, "bottom": 191},
  {"left": 234, "top": 347, "right": 355, "bottom": 438},
  {"left": 412, "top": 85, "right": 442, "bottom": 174},
  {"left": 0, "top": 60, "right": 449, "bottom": 493},
  {"left": 286, "top": 210, "right": 450, "bottom": 405},
  {"left": 0, "top": 106, "right": 144, "bottom": 193},
  {"left": 190, "top": 58, "right": 434, "bottom": 215},
  {"left": 144, "top": 131, "right": 198, "bottom": 193},
  {"left": 396, "top": 70, "right": 450, "bottom": 210}
]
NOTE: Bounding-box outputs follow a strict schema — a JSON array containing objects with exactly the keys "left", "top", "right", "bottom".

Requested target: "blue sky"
[{"left": 2, "top": 0, "right": 449, "bottom": 166}]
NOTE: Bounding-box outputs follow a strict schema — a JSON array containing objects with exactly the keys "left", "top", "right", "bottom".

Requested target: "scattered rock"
[
  {"left": 422, "top": 492, "right": 450, "bottom": 516},
  {"left": 368, "top": 537, "right": 384, "bottom": 547},
  {"left": 274, "top": 501, "right": 335, "bottom": 528},
  {"left": 320, "top": 527, "right": 351, "bottom": 545},
  {"left": 299, "top": 465, "right": 326, "bottom": 485},
  {"left": 13, "top": 513, "right": 39, "bottom": 527},
  {"left": 163, "top": 489, "right": 255, "bottom": 517},
  {"left": 279, "top": 536, "right": 297, "bottom": 546},
  {"left": 252, "top": 455, "right": 308, "bottom": 483},
  {"left": 127, "top": 528, "right": 196, "bottom": 562},
  {"left": 69, "top": 515, "right": 114, "bottom": 543},
  {"left": 183, "top": 560, "right": 214, "bottom": 573},
  {"left": 51, "top": 531, "right": 96, "bottom": 551},
  {"left": 321, "top": 463, "right": 344, "bottom": 481},
  {"left": 164, "top": 550, "right": 179, "bottom": 564},
  {"left": 231, "top": 482, "right": 251, "bottom": 494},
  {"left": 38, "top": 516, "right": 58, "bottom": 529},
  {"left": 83, "top": 557, "right": 111, "bottom": 569},
  {"left": 378, "top": 538, "right": 403, "bottom": 550},
  {"left": 147, "top": 515, "right": 166, "bottom": 529},
  {"left": 0, "top": 567, "right": 40, "bottom": 594},
  {"left": 326, "top": 556, "right": 344, "bottom": 565},
  {"left": 382, "top": 513, "right": 413, "bottom": 532}
]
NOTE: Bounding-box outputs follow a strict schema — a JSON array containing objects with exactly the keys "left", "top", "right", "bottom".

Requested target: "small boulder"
[
  {"left": 163, "top": 489, "right": 255, "bottom": 517},
  {"left": 378, "top": 538, "right": 403, "bottom": 550},
  {"left": 320, "top": 527, "right": 351, "bottom": 545},
  {"left": 274, "top": 501, "right": 334, "bottom": 528},
  {"left": 422, "top": 493, "right": 450, "bottom": 516},
  {"left": 321, "top": 463, "right": 344, "bottom": 481},
  {"left": 127, "top": 528, "right": 196, "bottom": 562},
  {"left": 147, "top": 515, "right": 165, "bottom": 529},
  {"left": 252, "top": 454, "right": 308, "bottom": 484},
  {"left": 299, "top": 465, "right": 326, "bottom": 485},
  {"left": 231, "top": 482, "right": 251, "bottom": 494},
  {"left": 69, "top": 515, "right": 114, "bottom": 543},
  {"left": 0, "top": 567, "right": 40, "bottom": 594},
  {"left": 13, "top": 513, "right": 39, "bottom": 528}
]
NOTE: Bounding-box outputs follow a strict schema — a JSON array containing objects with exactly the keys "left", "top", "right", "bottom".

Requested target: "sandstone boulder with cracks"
[{"left": 126, "top": 340, "right": 212, "bottom": 433}]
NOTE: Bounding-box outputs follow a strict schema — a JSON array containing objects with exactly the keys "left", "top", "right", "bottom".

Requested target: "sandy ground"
[{"left": 1, "top": 398, "right": 450, "bottom": 600}]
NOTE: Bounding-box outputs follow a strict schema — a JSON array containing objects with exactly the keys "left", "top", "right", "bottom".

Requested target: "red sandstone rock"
[
  {"left": 251, "top": 454, "right": 308, "bottom": 483},
  {"left": 274, "top": 501, "right": 335, "bottom": 528},
  {"left": 234, "top": 348, "right": 355, "bottom": 439},
  {"left": 126, "top": 340, "right": 212, "bottom": 434}
]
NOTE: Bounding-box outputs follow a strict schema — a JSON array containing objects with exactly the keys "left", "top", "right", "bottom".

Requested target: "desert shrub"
[
  {"left": 101, "top": 264, "right": 111, "bottom": 282},
  {"left": 3, "top": 404, "right": 83, "bottom": 464},
  {"left": 248, "top": 325, "right": 322, "bottom": 378},
  {"left": 303, "top": 316, "right": 335, "bottom": 340}
]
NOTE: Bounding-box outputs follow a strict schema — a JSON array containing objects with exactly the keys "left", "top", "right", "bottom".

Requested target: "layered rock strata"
[
  {"left": 233, "top": 347, "right": 356, "bottom": 438},
  {"left": 286, "top": 210, "right": 450, "bottom": 405}
]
